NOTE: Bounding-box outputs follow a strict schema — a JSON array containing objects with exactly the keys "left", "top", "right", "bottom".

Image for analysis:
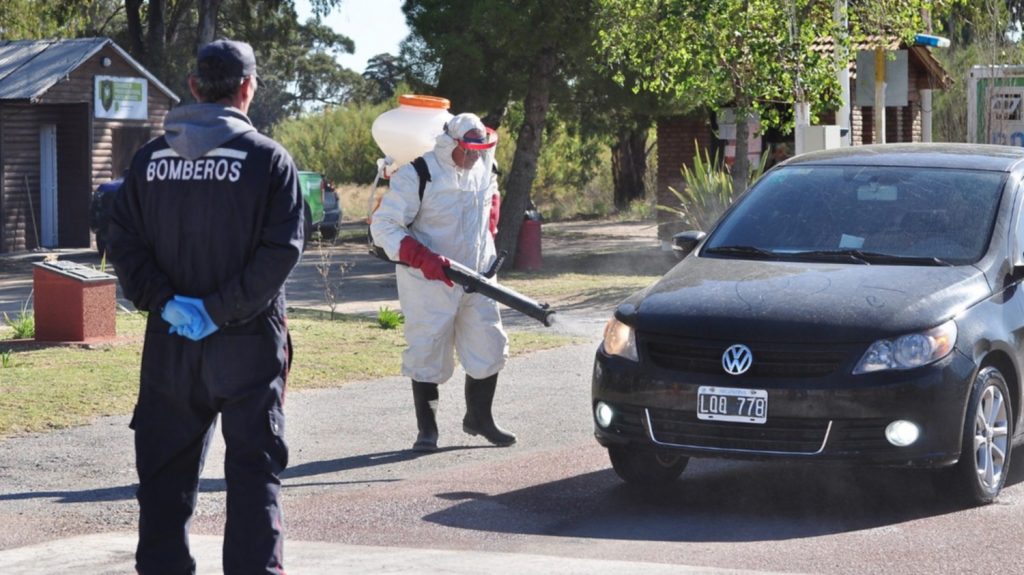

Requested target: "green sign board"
[{"left": 94, "top": 75, "right": 148, "bottom": 120}]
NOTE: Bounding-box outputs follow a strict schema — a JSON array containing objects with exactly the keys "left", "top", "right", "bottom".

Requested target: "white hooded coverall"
[{"left": 370, "top": 114, "right": 509, "bottom": 384}]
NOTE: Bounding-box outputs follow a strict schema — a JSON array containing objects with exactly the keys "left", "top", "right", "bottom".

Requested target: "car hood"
[{"left": 624, "top": 256, "right": 991, "bottom": 343}]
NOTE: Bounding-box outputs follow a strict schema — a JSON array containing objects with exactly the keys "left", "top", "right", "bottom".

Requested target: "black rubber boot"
[
  {"left": 412, "top": 380, "right": 439, "bottom": 452},
  {"left": 462, "top": 374, "right": 516, "bottom": 446}
]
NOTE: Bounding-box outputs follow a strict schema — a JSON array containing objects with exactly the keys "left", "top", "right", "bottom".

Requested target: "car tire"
[
  {"left": 319, "top": 225, "right": 337, "bottom": 240},
  {"left": 608, "top": 446, "right": 688, "bottom": 485},
  {"left": 944, "top": 366, "right": 1013, "bottom": 505},
  {"left": 95, "top": 231, "right": 108, "bottom": 257}
]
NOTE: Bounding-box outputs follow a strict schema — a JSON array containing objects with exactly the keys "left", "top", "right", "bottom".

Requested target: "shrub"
[
  {"left": 377, "top": 306, "right": 405, "bottom": 330},
  {"left": 3, "top": 303, "right": 34, "bottom": 339},
  {"left": 659, "top": 142, "right": 768, "bottom": 231}
]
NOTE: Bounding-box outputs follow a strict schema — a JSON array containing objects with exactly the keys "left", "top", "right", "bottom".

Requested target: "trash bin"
[
  {"left": 33, "top": 261, "right": 118, "bottom": 342},
  {"left": 514, "top": 206, "right": 543, "bottom": 271}
]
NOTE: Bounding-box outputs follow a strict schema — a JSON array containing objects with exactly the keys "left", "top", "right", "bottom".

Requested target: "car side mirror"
[{"left": 672, "top": 231, "right": 707, "bottom": 260}]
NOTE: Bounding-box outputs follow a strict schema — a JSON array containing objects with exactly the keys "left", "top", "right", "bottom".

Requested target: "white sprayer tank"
[{"left": 371, "top": 94, "right": 453, "bottom": 169}]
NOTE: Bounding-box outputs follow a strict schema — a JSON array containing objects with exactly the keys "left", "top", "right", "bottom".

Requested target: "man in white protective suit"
[{"left": 370, "top": 112, "right": 515, "bottom": 452}]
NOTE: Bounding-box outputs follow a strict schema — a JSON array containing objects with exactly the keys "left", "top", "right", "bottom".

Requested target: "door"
[{"left": 40, "top": 124, "right": 58, "bottom": 248}]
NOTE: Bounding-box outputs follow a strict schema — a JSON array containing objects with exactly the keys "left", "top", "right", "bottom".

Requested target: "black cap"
[{"left": 196, "top": 39, "right": 257, "bottom": 81}]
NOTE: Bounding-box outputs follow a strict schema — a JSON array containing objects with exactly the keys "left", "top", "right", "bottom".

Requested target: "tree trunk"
[
  {"left": 125, "top": 0, "right": 145, "bottom": 59},
  {"left": 731, "top": 106, "right": 750, "bottom": 197},
  {"left": 611, "top": 122, "right": 650, "bottom": 211},
  {"left": 197, "top": 0, "right": 223, "bottom": 52},
  {"left": 146, "top": 0, "right": 168, "bottom": 79},
  {"left": 495, "top": 48, "right": 556, "bottom": 266}
]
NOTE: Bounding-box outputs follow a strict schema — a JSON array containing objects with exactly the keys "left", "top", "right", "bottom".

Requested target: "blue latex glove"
[
  {"left": 172, "top": 295, "right": 219, "bottom": 341},
  {"left": 161, "top": 299, "right": 201, "bottom": 335}
]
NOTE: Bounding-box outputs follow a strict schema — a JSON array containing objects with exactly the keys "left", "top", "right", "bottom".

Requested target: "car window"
[{"left": 704, "top": 165, "right": 1006, "bottom": 265}]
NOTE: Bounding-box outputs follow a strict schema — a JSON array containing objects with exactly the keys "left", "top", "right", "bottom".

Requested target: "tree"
[
  {"left": 112, "top": 0, "right": 361, "bottom": 128},
  {"left": 362, "top": 53, "right": 403, "bottom": 103},
  {"left": 403, "top": 0, "right": 599, "bottom": 264},
  {"left": 0, "top": 0, "right": 100, "bottom": 39},
  {"left": 567, "top": 72, "right": 675, "bottom": 211},
  {"left": 595, "top": 1, "right": 846, "bottom": 194},
  {"left": 595, "top": 0, "right": 962, "bottom": 192}
]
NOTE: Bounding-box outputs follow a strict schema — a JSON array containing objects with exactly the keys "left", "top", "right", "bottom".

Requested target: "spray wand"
[{"left": 444, "top": 252, "right": 555, "bottom": 327}]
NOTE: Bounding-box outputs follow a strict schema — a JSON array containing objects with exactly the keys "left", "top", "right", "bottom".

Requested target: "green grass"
[{"left": 0, "top": 309, "right": 582, "bottom": 437}]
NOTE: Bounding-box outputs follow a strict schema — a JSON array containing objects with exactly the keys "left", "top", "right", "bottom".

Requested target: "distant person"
[
  {"left": 767, "top": 142, "right": 792, "bottom": 169},
  {"left": 107, "top": 39, "right": 303, "bottom": 575},
  {"left": 370, "top": 112, "right": 515, "bottom": 452}
]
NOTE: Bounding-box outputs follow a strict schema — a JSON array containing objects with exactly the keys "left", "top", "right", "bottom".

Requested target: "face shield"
[
  {"left": 455, "top": 127, "right": 498, "bottom": 173},
  {"left": 435, "top": 113, "right": 495, "bottom": 173}
]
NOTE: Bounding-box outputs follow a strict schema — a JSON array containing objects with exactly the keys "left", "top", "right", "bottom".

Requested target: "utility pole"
[
  {"left": 835, "top": 0, "right": 851, "bottom": 146},
  {"left": 874, "top": 46, "right": 886, "bottom": 143}
]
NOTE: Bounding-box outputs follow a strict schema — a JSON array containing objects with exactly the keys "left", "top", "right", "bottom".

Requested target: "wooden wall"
[{"left": 0, "top": 43, "right": 175, "bottom": 252}]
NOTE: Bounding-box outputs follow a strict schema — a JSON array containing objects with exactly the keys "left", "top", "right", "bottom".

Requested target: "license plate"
[{"left": 697, "top": 386, "right": 767, "bottom": 424}]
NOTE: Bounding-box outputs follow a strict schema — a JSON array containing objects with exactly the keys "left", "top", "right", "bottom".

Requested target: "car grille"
[
  {"left": 640, "top": 333, "right": 852, "bottom": 378},
  {"left": 609, "top": 405, "right": 893, "bottom": 456},
  {"left": 646, "top": 407, "right": 830, "bottom": 454}
]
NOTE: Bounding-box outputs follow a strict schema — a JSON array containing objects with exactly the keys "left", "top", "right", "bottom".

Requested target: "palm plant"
[{"left": 659, "top": 141, "right": 769, "bottom": 231}]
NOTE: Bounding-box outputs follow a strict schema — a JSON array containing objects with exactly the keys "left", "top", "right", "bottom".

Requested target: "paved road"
[{"left": 3, "top": 340, "right": 1023, "bottom": 574}]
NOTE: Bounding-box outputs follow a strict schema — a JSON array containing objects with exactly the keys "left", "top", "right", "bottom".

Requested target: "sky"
[{"left": 295, "top": 0, "right": 410, "bottom": 73}]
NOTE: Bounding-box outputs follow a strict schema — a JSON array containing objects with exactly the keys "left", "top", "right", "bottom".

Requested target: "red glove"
[
  {"left": 399, "top": 236, "right": 453, "bottom": 286},
  {"left": 489, "top": 194, "right": 501, "bottom": 239}
]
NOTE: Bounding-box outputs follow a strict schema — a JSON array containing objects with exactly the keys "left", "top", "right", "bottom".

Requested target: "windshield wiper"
[
  {"left": 703, "top": 245, "right": 779, "bottom": 260},
  {"left": 791, "top": 249, "right": 953, "bottom": 266}
]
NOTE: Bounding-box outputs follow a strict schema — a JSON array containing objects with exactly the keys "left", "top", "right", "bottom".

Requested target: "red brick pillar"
[{"left": 657, "top": 113, "right": 713, "bottom": 244}]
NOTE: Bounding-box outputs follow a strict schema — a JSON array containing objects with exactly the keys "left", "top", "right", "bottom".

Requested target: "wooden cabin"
[{"left": 0, "top": 38, "right": 179, "bottom": 253}]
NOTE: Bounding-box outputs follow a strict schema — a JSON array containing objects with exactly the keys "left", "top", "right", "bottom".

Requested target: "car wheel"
[
  {"left": 947, "top": 366, "right": 1013, "bottom": 505},
  {"left": 95, "top": 231, "right": 108, "bottom": 257},
  {"left": 608, "top": 446, "right": 688, "bottom": 485},
  {"left": 319, "top": 225, "right": 337, "bottom": 240}
]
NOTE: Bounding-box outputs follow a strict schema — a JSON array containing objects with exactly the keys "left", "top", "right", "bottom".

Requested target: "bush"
[
  {"left": 273, "top": 101, "right": 392, "bottom": 185},
  {"left": 659, "top": 142, "right": 767, "bottom": 231},
  {"left": 377, "top": 306, "right": 404, "bottom": 330},
  {"left": 3, "top": 304, "right": 34, "bottom": 339}
]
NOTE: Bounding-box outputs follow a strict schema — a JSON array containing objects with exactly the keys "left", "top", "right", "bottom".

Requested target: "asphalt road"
[
  {"left": 2, "top": 340, "right": 1023, "bottom": 574},
  {"left": 3, "top": 222, "right": 1024, "bottom": 573}
]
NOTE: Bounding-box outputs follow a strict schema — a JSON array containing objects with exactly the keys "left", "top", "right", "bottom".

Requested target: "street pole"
[
  {"left": 874, "top": 46, "right": 886, "bottom": 143},
  {"left": 835, "top": 0, "right": 851, "bottom": 146}
]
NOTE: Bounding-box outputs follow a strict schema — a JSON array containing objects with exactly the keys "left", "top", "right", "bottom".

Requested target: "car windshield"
[{"left": 703, "top": 165, "right": 1006, "bottom": 265}]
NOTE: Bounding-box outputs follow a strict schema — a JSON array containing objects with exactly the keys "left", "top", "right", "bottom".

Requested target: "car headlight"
[
  {"left": 602, "top": 317, "right": 638, "bottom": 361},
  {"left": 853, "top": 320, "right": 957, "bottom": 374}
]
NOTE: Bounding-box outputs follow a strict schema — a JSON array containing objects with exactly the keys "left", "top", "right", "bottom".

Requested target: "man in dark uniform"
[{"left": 108, "top": 39, "right": 303, "bottom": 575}]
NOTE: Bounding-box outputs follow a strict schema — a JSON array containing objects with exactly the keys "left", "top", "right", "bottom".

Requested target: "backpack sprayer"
[{"left": 368, "top": 95, "right": 556, "bottom": 327}]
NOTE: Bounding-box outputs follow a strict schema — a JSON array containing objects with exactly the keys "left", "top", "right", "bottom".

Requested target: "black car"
[
  {"left": 89, "top": 177, "right": 124, "bottom": 255},
  {"left": 593, "top": 143, "right": 1024, "bottom": 505}
]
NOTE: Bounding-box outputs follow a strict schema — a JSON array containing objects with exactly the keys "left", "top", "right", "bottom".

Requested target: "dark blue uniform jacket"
[{"left": 108, "top": 104, "right": 303, "bottom": 336}]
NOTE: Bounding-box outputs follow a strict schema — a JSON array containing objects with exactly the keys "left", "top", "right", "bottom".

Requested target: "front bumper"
[{"left": 591, "top": 346, "right": 976, "bottom": 467}]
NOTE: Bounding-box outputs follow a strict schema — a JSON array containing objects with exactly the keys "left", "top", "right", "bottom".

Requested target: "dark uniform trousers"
[{"left": 132, "top": 313, "right": 290, "bottom": 575}]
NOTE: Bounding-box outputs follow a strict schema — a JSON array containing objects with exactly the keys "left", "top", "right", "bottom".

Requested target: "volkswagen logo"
[{"left": 722, "top": 344, "right": 753, "bottom": 375}]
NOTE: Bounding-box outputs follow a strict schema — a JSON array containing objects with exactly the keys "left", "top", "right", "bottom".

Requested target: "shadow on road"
[{"left": 424, "top": 454, "right": 1024, "bottom": 542}]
